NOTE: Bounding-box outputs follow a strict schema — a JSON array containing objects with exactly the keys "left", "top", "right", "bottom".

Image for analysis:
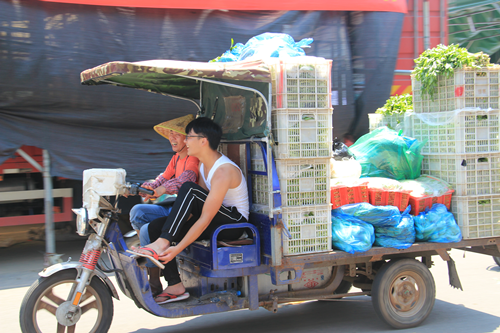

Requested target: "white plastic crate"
[
  {"left": 411, "top": 110, "right": 500, "bottom": 154},
  {"left": 276, "top": 158, "right": 331, "bottom": 207},
  {"left": 251, "top": 174, "right": 269, "bottom": 205},
  {"left": 282, "top": 204, "right": 332, "bottom": 255},
  {"left": 249, "top": 143, "right": 266, "bottom": 172},
  {"left": 421, "top": 153, "right": 500, "bottom": 196},
  {"left": 412, "top": 67, "right": 500, "bottom": 113},
  {"left": 368, "top": 113, "right": 413, "bottom": 136},
  {"left": 269, "top": 57, "right": 332, "bottom": 109},
  {"left": 272, "top": 109, "right": 333, "bottom": 159},
  {"left": 450, "top": 195, "right": 500, "bottom": 239}
]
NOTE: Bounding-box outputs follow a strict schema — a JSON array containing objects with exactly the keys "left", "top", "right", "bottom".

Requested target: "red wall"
[
  {"left": 0, "top": 146, "right": 43, "bottom": 175},
  {"left": 392, "top": 0, "right": 448, "bottom": 96}
]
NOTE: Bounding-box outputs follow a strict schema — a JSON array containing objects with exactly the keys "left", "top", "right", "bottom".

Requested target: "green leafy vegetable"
[
  {"left": 376, "top": 94, "right": 413, "bottom": 116},
  {"left": 412, "top": 44, "right": 491, "bottom": 100}
]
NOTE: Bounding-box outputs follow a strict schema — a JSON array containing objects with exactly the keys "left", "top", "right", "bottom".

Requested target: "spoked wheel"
[
  {"left": 494, "top": 256, "right": 500, "bottom": 267},
  {"left": 372, "top": 259, "right": 435, "bottom": 329},
  {"left": 20, "top": 270, "right": 113, "bottom": 333}
]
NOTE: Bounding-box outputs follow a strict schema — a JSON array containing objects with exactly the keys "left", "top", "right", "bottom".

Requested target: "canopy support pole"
[{"left": 16, "top": 148, "right": 62, "bottom": 265}]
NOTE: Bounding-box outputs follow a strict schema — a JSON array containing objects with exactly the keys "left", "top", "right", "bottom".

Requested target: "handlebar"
[{"left": 127, "top": 183, "right": 155, "bottom": 196}]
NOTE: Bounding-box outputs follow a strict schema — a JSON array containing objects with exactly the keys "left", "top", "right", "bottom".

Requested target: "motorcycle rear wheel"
[{"left": 20, "top": 269, "right": 113, "bottom": 333}]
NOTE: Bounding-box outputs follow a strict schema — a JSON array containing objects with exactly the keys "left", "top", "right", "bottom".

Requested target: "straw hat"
[{"left": 154, "top": 114, "right": 195, "bottom": 141}]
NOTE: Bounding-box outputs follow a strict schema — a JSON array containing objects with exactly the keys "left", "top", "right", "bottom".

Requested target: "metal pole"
[
  {"left": 440, "top": 0, "right": 446, "bottom": 44},
  {"left": 42, "top": 149, "right": 58, "bottom": 265},
  {"left": 423, "top": 0, "right": 431, "bottom": 50},
  {"left": 394, "top": 70, "right": 413, "bottom": 76},
  {"left": 414, "top": 0, "right": 419, "bottom": 59}
]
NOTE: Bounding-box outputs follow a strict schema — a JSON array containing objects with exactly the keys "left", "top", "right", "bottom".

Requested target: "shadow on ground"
[
  {"left": 0, "top": 239, "right": 87, "bottom": 290},
  {"left": 128, "top": 297, "right": 500, "bottom": 333}
]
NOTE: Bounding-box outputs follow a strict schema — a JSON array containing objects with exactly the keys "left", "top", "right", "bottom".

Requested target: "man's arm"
[{"left": 158, "top": 164, "right": 240, "bottom": 261}]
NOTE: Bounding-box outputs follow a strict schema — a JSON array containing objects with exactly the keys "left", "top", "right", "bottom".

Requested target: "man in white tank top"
[{"left": 130, "top": 117, "right": 249, "bottom": 304}]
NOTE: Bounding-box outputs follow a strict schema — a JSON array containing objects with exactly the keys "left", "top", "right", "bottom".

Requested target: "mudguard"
[{"left": 39, "top": 261, "right": 120, "bottom": 300}]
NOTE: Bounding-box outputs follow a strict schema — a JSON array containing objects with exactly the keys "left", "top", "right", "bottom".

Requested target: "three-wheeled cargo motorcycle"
[{"left": 19, "top": 58, "right": 500, "bottom": 333}]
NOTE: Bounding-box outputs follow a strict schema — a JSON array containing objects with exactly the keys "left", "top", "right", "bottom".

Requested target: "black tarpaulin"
[{"left": 0, "top": 0, "right": 403, "bottom": 182}]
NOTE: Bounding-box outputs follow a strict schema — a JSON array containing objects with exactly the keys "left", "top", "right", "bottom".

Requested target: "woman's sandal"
[{"left": 126, "top": 247, "right": 165, "bottom": 269}]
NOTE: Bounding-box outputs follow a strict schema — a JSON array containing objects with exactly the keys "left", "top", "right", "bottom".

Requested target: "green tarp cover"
[{"left": 201, "top": 80, "right": 269, "bottom": 140}]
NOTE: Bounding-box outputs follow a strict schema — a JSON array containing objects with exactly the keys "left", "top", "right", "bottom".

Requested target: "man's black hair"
[{"left": 185, "top": 117, "right": 222, "bottom": 151}]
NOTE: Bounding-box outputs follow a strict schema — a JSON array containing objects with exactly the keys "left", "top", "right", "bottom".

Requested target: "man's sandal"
[{"left": 154, "top": 292, "right": 190, "bottom": 305}]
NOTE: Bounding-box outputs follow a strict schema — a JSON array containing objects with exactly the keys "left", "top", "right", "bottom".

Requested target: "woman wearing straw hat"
[{"left": 129, "top": 114, "right": 199, "bottom": 296}]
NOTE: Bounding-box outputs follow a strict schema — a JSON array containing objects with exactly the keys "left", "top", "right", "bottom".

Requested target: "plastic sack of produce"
[
  {"left": 334, "top": 203, "right": 415, "bottom": 249},
  {"left": 400, "top": 175, "right": 451, "bottom": 197},
  {"left": 363, "top": 177, "right": 403, "bottom": 191},
  {"left": 334, "top": 202, "right": 400, "bottom": 227},
  {"left": 414, "top": 204, "right": 462, "bottom": 243},
  {"left": 330, "top": 158, "right": 362, "bottom": 180},
  {"left": 374, "top": 207, "right": 415, "bottom": 249},
  {"left": 331, "top": 212, "right": 375, "bottom": 254},
  {"left": 349, "top": 127, "right": 425, "bottom": 180},
  {"left": 214, "top": 33, "right": 313, "bottom": 62}
]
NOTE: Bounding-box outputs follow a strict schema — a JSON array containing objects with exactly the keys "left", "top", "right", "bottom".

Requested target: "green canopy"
[
  {"left": 448, "top": 0, "right": 500, "bottom": 63},
  {"left": 80, "top": 59, "right": 272, "bottom": 140}
]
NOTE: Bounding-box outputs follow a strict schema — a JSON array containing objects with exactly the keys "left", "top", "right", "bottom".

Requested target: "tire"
[
  {"left": 494, "top": 256, "right": 500, "bottom": 267},
  {"left": 371, "top": 259, "right": 435, "bottom": 329},
  {"left": 20, "top": 269, "right": 113, "bottom": 333}
]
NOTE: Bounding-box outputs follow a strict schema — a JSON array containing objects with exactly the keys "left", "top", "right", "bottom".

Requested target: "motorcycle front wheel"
[{"left": 20, "top": 269, "right": 113, "bottom": 333}]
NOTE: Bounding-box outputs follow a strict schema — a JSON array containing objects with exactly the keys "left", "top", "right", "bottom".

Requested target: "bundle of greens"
[
  {"left": 412, "top": 44, "right": 491, "bottom": 100},
  {"left": 375, "top": 94, "right": 413, "bottom": 116}
]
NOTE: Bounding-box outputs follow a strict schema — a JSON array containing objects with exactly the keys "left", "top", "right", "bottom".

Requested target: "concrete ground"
[{"left": 1, "top": 239, "right": 499, "bottom": 333}]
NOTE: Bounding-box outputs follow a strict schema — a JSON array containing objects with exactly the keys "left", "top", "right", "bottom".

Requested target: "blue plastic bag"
[
  {"left": 214, "top": 33, "right": 313, "bottom": 62},
  {"left": 334, "top": 202, "right": 401, "bottom": 227},
  {"left": 334, "top": 203, "right": 415, "bottom": 249},
  {"left": 373, "top": 209, "right": 415, "bottom": 249},
  {"left": 414, "top": 204, "right": 462, "bottom": 243},
  {"left": 331, "top": 212, "right": 375, "bottom": 254}
]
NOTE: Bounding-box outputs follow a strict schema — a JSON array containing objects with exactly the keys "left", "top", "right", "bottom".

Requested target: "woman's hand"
[
  {"left": 153, "top": 185, "right": 167, "bottom": 198},
  {"left": 141, "top": 185, "right": 166, "bottom": 201}
]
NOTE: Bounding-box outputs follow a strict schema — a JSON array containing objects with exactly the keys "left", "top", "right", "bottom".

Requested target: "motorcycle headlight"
[{"left": 72, "top": 208, "right": 90, "bottom": 236}]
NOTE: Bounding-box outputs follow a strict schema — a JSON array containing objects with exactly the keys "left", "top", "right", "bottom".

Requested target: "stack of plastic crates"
[
  {"left": 412, "top": 67, "right": 500, "bottom": 239},
  {"left": 250, "top": 56, "right": 333, "bottom": 255},
  {"left": 367, "top": 113, "right": 411, "bottom": 135}
]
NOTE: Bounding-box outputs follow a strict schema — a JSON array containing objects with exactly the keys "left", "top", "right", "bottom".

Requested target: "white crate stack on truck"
[
  {"left": 250, "top": 56, "right": 333, "bottom": 255},
  {"left": 368, "top": 113, "right": 408, "bottom": 134},
  {"left": 412, "top": 67, "right": 500, "bottom": 239}
]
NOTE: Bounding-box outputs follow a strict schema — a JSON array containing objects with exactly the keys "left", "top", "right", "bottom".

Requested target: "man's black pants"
[{"left": 148, "top": 182, "right": 247, "bottom": 286}]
